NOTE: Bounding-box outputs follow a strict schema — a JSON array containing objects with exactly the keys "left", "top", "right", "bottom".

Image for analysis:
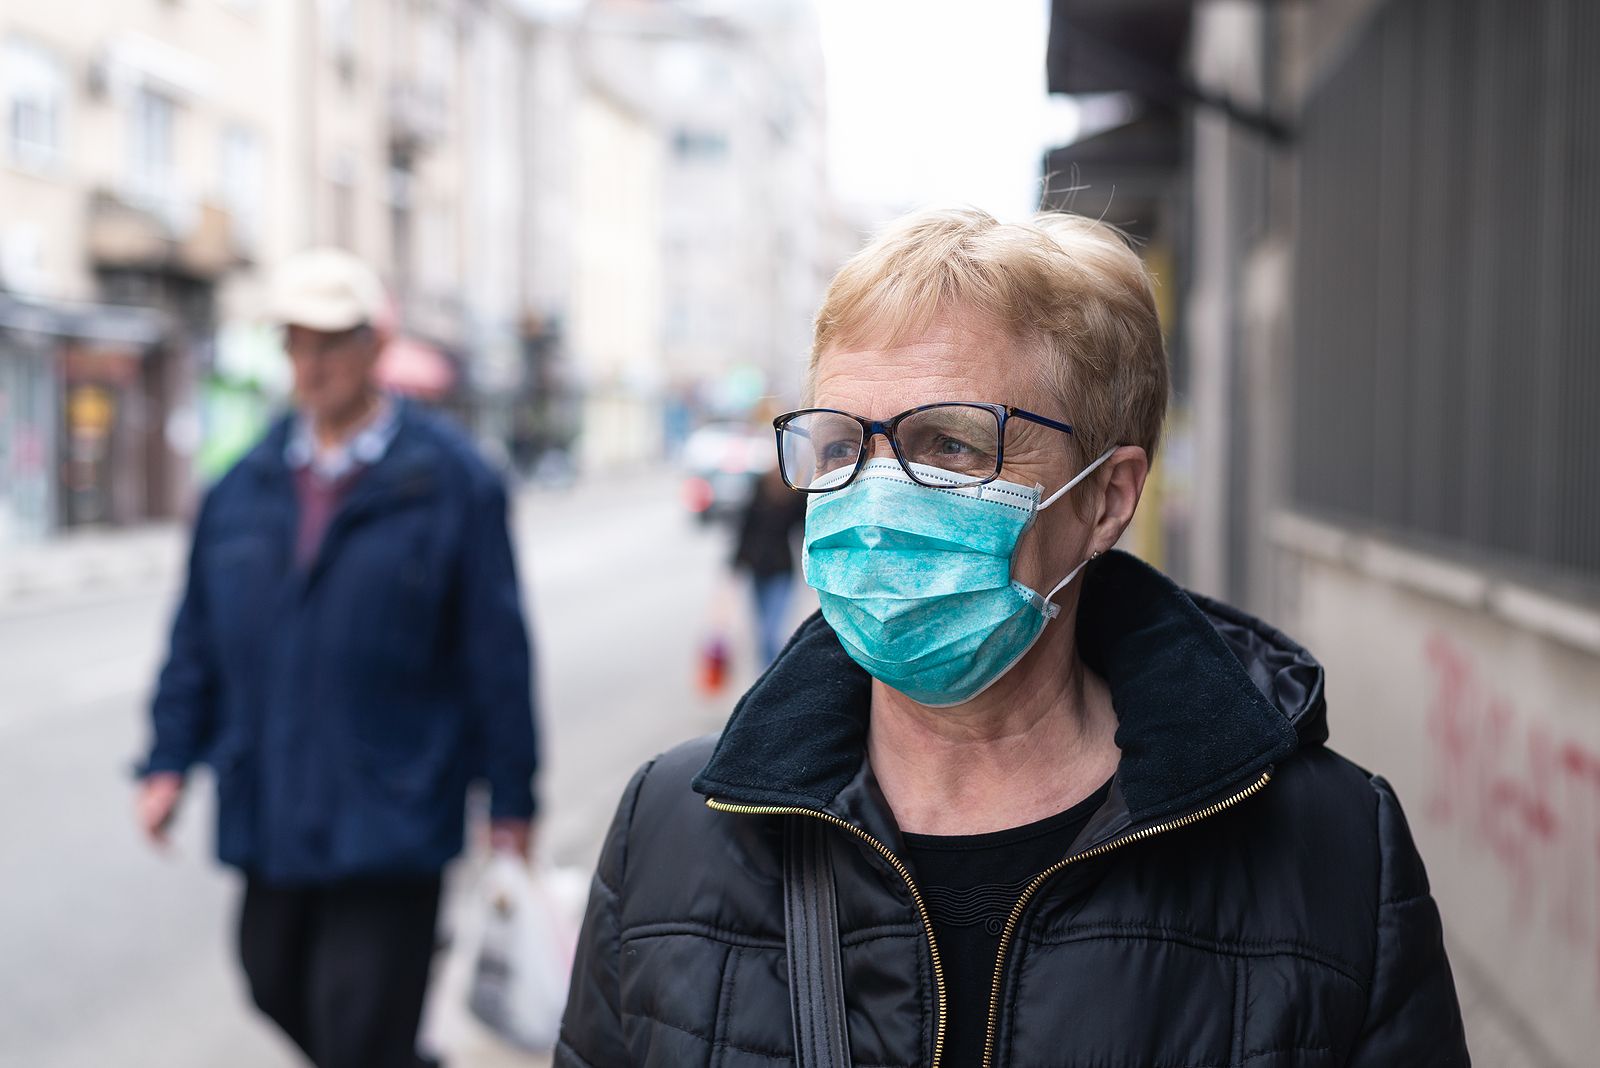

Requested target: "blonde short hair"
[{"left": 811, "top": 207, "right": 1169, "bottom": 465}]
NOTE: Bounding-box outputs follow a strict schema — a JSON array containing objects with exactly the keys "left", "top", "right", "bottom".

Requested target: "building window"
[
  {"left": 219, "top": 125, "right": 263, "bottom": 250},
  {"left": 128, "top": 86, "right": 176, "bottom": 200},
  {"left": 419, "top": 6, "right": 455, "bottom": 85},
  {"left": 673, "top": 127, "right": 728, "bottom": 161},
  {"left": 2, "top": 37, "right": 67, "bottom": 172},
  {"left": 322, "top": 0, "right": 357, "bottom": 82}
]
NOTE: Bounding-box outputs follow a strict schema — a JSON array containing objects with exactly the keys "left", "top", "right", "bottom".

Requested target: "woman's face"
[{"left": 812, "top": 310, "right": 1098, "bottom": 598}]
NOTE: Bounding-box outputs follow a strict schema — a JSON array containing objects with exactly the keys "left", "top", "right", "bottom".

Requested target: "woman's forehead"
[{"left": 813, "top": 316, "right": 1054, "bottom": 415}]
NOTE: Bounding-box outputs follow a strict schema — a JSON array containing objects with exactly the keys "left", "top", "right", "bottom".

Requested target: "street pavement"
[{"left": 0, "top": 468, "right": 804, "bottom": 1068}]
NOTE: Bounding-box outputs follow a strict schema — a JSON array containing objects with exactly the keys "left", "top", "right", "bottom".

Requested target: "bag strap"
[{"left": 783, "top": 816, "right": 851, "bottom": 1068}]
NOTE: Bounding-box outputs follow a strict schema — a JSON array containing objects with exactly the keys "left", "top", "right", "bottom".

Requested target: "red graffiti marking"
[{"left": 1422, "top": 633, "right": 1600, "bottom": 993}]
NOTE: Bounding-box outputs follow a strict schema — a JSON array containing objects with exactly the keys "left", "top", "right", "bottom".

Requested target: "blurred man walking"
[{"left": 136, "top": 248, "right": 539, "bottom": 1068}]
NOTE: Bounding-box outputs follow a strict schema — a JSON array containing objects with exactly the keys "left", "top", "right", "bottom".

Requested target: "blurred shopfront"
[
  {"left": 0, "top": 297, "right": 57, "bottom": 542},
  {"left": 0, "top": 291, "right": 170, "bottom": 540}
]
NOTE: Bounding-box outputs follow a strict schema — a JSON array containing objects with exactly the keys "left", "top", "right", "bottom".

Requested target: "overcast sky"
[{"left": 815, "top": 0, "right": 1080, "bottom": 222}]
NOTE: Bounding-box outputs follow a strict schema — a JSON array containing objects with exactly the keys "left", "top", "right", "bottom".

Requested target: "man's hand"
[
  {"left": 138, "top": 773, "right": 185, "bottom": 847},
  {"left": 489, "top": 818, "right": 535, "bottom": 860}
]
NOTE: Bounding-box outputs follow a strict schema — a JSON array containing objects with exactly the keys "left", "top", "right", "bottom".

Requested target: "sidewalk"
[
  {"left": 0, "top": 523, "right": 185, "bottom": 608},
  {"left": 0, "top": 468, "right": 669, "bottom": 611}
]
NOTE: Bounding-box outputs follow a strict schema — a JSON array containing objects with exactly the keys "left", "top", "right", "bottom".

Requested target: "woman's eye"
[
  {"left": 934, "top": 436, "right": 974, "bottom": 455},
  {"left": 819, "top": 440, "right": 857, "bottom": 461}
]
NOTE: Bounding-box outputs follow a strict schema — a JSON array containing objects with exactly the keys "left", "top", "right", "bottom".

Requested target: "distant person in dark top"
[
  {"left": 556, "top": 207, "right": 1467, "bottom": 1068},
  {"left": 136, "top": 248, "right": 540, "bottom": 1068},
  {"left": 731, "top": 465, "right": 808, "bottom": 665}
]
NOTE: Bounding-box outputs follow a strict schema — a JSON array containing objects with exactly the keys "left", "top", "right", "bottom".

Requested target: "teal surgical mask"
[{"left": 802, "top": 449, "right": 1115, "bottom": 707}]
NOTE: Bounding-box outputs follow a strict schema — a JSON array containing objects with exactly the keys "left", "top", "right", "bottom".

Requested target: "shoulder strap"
[{"left": 783, "top": 815, "right": 851, "bottom": 1068}]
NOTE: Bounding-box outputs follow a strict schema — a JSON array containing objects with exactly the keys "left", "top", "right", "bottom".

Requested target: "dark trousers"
[{"left": 238, "top": 874, "right": 443, "bottom": 1068}]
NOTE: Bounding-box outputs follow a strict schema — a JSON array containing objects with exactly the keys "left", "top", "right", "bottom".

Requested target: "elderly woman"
[{"left": 556, "top": 209, "right": 1468, "bottom": 1068}]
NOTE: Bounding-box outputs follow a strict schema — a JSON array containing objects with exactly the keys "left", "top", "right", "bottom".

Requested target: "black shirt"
[{"left": 902, "top": 779, "right": 1113, "bottom": 1066}]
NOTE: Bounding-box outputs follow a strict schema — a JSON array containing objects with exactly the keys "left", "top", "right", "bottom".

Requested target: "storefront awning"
[
  {"left": 1040, "top": 112, "right": 1183, "bottom": 239},
  {"left": 1047, "top": 0, "right": 1192, "bottom": 97},
  {"left": 0, "top": 291, "right": 166, "bottom": 348},
  {"left": 1046, "top": 0, "right": 1288, "bottom": 142},
  {"left": 376, "top": 335, "right": 456, "bottom": 400}
]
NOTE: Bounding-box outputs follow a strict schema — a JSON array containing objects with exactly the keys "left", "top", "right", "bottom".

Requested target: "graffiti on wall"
[{"left": 1423, "top": 632, "right": 1600, "bottom": 991}]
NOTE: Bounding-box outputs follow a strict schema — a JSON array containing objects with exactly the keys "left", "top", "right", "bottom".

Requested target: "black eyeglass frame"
[{"left": 772, "top": 402, "right": 1075, "bottom": 493}]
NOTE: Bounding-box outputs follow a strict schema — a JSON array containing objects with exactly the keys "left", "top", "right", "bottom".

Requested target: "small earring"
[{"left": 1090, "top": 549, "right": 1102, "bottom": 560}]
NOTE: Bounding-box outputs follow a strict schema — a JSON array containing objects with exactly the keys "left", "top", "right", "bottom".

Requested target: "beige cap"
[{"left": 270, "top": 247, "right": 387, "bottom": 332}]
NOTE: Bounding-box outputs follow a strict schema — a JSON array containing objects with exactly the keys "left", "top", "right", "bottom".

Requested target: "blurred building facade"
[
  {"left": 0, "top": 0, "right": 521, "bottom": 540},
  {"left": 0, "top": 0, "right": 276, "bottom": 540},
  {"left": 1046, "top": 0, "right": 1600, "bottom": 1063},
  {"left": 1, "top": 0, "right": 834, "bottom": 540},
  {"left": 531, "top": 0, "right": 831, "bottom": 470},
  {"left": 569, "top": 77, "right": 665, "bottom": 471}
]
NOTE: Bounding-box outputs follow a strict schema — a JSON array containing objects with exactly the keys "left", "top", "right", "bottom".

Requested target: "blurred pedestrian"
[
  {"left": 730, "top": 465, "right": 807, "bottom": 665},
  {"left": 136, "top": 248, "right": 540, "bottom": 1068},
  {"left": 557, "top": 208, "right": 1468, "bottom": 1067}
]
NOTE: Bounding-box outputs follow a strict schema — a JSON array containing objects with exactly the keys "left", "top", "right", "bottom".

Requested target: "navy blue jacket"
[{"left": 144, "top": 402, "right": 539, "bottom": 883}]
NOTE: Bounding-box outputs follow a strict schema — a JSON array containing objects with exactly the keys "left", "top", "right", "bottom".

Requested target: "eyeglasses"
[{"left": 774, "top": 402, "right": 1074, "bottom": 493}]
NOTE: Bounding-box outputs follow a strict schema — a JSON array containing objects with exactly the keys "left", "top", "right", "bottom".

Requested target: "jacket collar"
[
  {"left": 239, "top": 400, "right": 442, "bottom": 580},
  {"left": 283, "top": 394, "right": 401, "bottom": 480},
  {"left": 693, "top": 550, "right": 1317, "bottom": 827},
  {"left": 244, "top": 399, "right": 437, "bottom": 500}
]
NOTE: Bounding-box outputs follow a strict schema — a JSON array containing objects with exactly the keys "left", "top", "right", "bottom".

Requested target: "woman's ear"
[{"left": 1090, "top": 446, "right": 1150, "bottom": 554}]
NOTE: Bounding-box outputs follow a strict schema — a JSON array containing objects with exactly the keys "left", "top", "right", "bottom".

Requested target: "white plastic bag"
[
  {"left": 468, "top": 855, "right": 581, "bottom": 1049},
  {"left": 423, "top": 855, "right": 587, "bottom": 1056}
]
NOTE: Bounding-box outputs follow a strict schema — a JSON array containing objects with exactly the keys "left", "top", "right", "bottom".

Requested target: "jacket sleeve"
[
  {"left": 461, "top": 473, "right": 539, "bottom": 820},
  {"left": 556, "top": 760, "right": 653, "bottom": 1068},
  {"left": 142, "top": 496, "right": 220, "bottom": 776},
  {"left": 1346, "top": 777, "right": 1471, "bottom": 1067}
]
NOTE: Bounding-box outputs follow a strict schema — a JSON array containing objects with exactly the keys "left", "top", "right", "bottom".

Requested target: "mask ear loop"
[
  {"left": 1029, "top": 444, "right": 1119, "bottom": 620},
  {"left": 1037, "top": 444, "right": 1119, "bottom": 511},
  {"left": 1035, "top": 549, "right": 1102, "bottom": 619}
]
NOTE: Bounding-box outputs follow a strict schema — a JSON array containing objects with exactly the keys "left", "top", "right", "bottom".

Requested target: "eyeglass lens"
[{"left": 778, "top": 405, "right": 1002, "bottom": 490}]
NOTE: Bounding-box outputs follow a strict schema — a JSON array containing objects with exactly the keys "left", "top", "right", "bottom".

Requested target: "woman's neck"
[{"left": 866, "top": 615, "right": 1121, "bottom": 836}]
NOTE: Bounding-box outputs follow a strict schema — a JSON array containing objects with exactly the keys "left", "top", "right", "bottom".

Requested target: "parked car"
[{"left": 680, "top": 423, "right": 774, "bottom": 524}]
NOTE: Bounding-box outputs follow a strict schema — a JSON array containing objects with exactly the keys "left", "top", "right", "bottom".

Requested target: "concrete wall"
[
  {"left": 1185, "top": 1, "right": 1258, "bottom": 602},
  {"left": 1274, "top": 518, "right": 1600, "bottom": 1067}
]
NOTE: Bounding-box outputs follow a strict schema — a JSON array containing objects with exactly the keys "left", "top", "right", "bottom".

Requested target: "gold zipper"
[
  {"left": 980, "top": 769, "right": 1274, "bottom": 1068},
  {"left": 705, "top": 798, "right": 949, "bottom": 1068}
]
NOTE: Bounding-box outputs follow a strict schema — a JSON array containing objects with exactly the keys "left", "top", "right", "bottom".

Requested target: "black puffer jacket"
[{"left": 557, "top": 552, "right": 1469, "bottom": 1067}]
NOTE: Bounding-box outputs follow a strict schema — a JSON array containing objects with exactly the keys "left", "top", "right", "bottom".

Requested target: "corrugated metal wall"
[{"left": 1293, "top": 0, "right": 1600, "bottom": 597}]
